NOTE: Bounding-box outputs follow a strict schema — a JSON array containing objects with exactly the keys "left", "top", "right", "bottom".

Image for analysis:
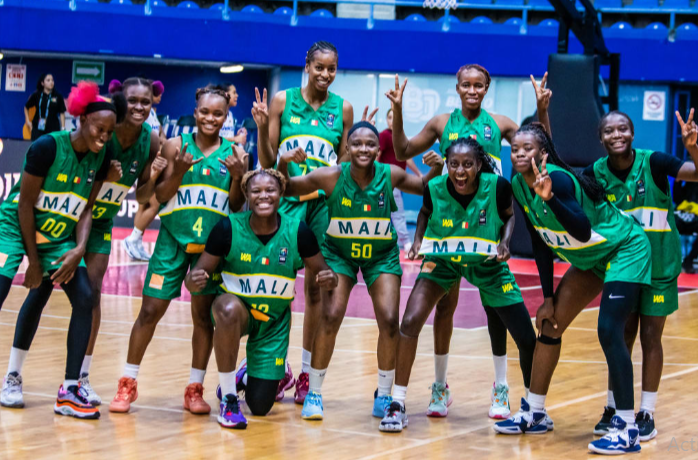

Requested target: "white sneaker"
[
  {"left": 122, "top": 235, "right": 143, "bottom": 261},
  {"left": 489, "top": 382, "right": 511, "bottom": 419},
  {"left": 380, "top": 401, "right": 408, "bottom": 432},
  {"left": 79, "top": 373, "right": 102, "bottom": 406},
  {"left": 1, "top": 372, "right": 24, "bottom": 408},
  {"left": 135, "top": 239, "right": 152, "bottom": 261}
]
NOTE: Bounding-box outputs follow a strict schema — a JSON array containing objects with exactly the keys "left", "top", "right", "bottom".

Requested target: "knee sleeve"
[
  {"left": 245, "top": 376, "right": 280, "bottom": 416},
  {"left": 537, "top": 334, "right": 562, "bottom": 346}
]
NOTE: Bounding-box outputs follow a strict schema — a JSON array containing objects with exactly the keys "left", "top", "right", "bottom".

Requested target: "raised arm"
[
  {"left": 278, "top": 147, "right": 340, "bottom": 198},
  {"left": 155, "top": 137, "right": 202, "bottom": 204},
  {"left": 676, "top": 109, "right": 698, "bottom": 182},
  {"left": 391, "top": 151, "right": 443, "bottom": 196},
  {"left": 530, "top": 72, "right": 552, "bottom": 136},
  {"left": 252, "top": 88, "right": 284, "bottom": 169},
  {"left": 220, "top": 145, "right": 249, "bottom": 212},
  {"left": 337, "top": 100, "right": 355, "bottom": 163}
]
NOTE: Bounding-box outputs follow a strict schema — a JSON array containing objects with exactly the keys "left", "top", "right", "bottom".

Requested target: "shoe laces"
[
  {"left": 69, "top": 385, "right": 91, "bottom": 405},
  {"left": 186, "top": 383, "right": 205, "bottom": 402},
  {"left": 4, "top": 373, "right": 21, "bottom": 389},
  {"left": 115, "top": 378, "right": 136, "bottom": 401},
  {"left": 79, "top": 374, "right": 93, "bottom": 391},
  {"left": 635, "top": 411, "right": 652, "bottom": 425},
  {"left": 493, "top": 385, "right": 509, "bottom": 405},
  {"left": 386, "top": 401, "right": 402, "bottom": 419},
  {"left": 224, "top": 396, "right": 241, "bottom": 416},
  {"left": 429, "top": 383, "right": 446, "bottom": 403}
]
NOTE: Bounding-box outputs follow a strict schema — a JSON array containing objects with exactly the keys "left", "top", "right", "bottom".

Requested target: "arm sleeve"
[
  {"left": 650, "top": 152, "right": 684, "bottom": 192},
  {"left": 204, "top": 218, "right": 232, "bottom": 257},
  {"left": 496, "top": 176, "right": 513, "bottom": 220},
  {"left": 518, "top": 202, "right": 556, "bottom": 298},
  {"left": 297, "top": 221, "right": 321, "bottom": 258},
  {"left": 95, "top": 147, "right": 113, "bottom": 181},
  {"left": 25, "top": 93, "right": 37, "bottom": 110},
  {"left": 545, "top": 171, "right": 592, "bottom": 242},
  {"left": 422, "top": 184, "right": 434, "bottom": 211},
  {"left": 23, "top": 136, "right": 57, "bottom": 177}
]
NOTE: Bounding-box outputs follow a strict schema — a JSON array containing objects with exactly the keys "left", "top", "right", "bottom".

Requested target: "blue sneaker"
[
  {"left": 588, "top": 415, "right": 641, "bottom": 455},
  {"left": 372, "top": 390, "right": 392, "bottom": 418},
  {"left": 493, "top": 398, "right": 548, "bottom": 435},
  {"left": 301, "top": 391, "right": 323, "bottom": 420}
]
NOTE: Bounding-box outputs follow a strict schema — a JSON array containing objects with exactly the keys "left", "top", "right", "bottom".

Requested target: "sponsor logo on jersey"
[
  {"left": 364, "top": 204, "right": 371, "bottom": 212},
  {"left": 35, "top": 190, "right": 89, "bottom": 222},
  {"left": 442, "top": 219, "right": 453, "bottom": 227},
  {"left": 311, "top": 120, "right": 319, "bottom": 127},
  {"left": 479, "top": 209, "right": 487, "bottom": 225},
  {"left": 87, "top": 169, "right": 96, "bottom": 185},
  {"left": 607, "top": 194, "right": 617, "bottom": 202},
  {"left": 637, "top": 180, "right": 645, "bottom": 197},
  {"left": 326, "top": 218, "right": 393, "bottom": 240},
  {"left": 607, "top": 262, "right": 612, "bottom": 270},
  {"left": 159, "top": 184, "right": 231, "bottom": 218},
  {"left": 241, "top": 253, "right": 252, "bottom": 262},
  {"left": 653, "top": 295, "right": 665, "bottom": 303},
  {"left": 290, "top": 116, "right": 301, "bottom": 124},
  {"left": 149, "top": 274, "right": 164, "bottom": 290},
  {"left": 378, "top": 193, "right": 385, "bottom": 209},
  {"left": 342, "top": 197, "right": 352, "bottom": 208},
  {"left": 279, "top": 247, "right": 288, "bottom": 265},
  {"left": 219, "top": 164, "right": 228, "bottom": 176},
  {"left": 262, "top": 257, "right": 270, "bottom": 266},
  {"left": 129, "top": 161, "right": 139, "bottom": 175},
  {"left": 327, "top": 114, "right": 335, "bottom": 128},
  {"left": 502, "top": 283, "right": 514, "bottom": 293},
  {"left": 421, "top": 261, "right": 437, "bottom": 273},
  {"left": 96, "top": 182, "right": 130, "bottom": 206},
  {"left": 448, "top": 133, "right": 458, "bottom": 141},
  {"left": 104, "top": 233, "right": 111, "bottom": 241},
  {"left": 484, "top": 125, "right": 492, "bottom": 141},
  {"left": 57, "top": 174, "right": 68, "bottom": 183},
  {"left": 222, "top": 272, "right": 296, "bottom": 300}
]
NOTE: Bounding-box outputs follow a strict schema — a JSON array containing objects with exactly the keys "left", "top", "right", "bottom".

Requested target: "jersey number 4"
[{"left": 193, "top": 217, "right": 203, "bottom": 237}]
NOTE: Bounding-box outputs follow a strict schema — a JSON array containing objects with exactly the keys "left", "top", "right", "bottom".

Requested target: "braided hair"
[
  {"left": 456, "top": 64, "right": 491, "bottom": 87},
  {"left": 445, "top": 137, "right": 498, "bottom": 175},
  {"left": 306, "top": 41, "right": 338, "bottom": 65},
  {"left": 195, "top": 84, "right": 230, "bottom": 104},
  {"left": 241, "top": 169, "right": 287, "bottom": 197},
  {"left": 516, "top": 122, "right": 606, "bottom": 203}
]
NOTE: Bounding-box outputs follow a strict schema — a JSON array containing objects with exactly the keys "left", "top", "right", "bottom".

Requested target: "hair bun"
[
  {"left": 152, "top": 80, "right": 164, "bottom": 97},
  {"left": 108, "top": 79, "right": 123, "bottom": 95},
  {"left": 66, "top": 81, "right": 101, "bottom": 117}
]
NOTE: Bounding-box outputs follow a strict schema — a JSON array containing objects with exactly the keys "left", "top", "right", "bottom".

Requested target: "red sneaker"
[
  {"left": 184, "top": 383, "right": 211, "bottom": 415},
  {"left": 109, "top": 377, "right": 138, "bottom": 413},
  {"left": 276, "top": 362, "right": 296, "bottom": 402},
  {"left": 294, "top": 372, "right": 309, "bottom": 404}
]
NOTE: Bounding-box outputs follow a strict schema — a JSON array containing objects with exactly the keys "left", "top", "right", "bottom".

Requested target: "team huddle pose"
[{"left": 1, "top": 40, "right": 696, "bottom": 457}]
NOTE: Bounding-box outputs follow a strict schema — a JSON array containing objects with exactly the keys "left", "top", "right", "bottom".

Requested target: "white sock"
[
  {"left": 640, "top": 391, "right": 657, "bottom": 414},
  {"left": 434, "top": 354, "right": 448, "bottom": 385},
  {"left": 219, "top": 371, "right": 237, "bottom": 399},
  {"left": 525, "top": 387, "right": 530, "bottom": 400},
  {"left": 308, "top": 367, "right": 326, "bottom": 394},
  {"left": 189, "top": 368, "right": 206, "bottom": 385},
  {"left": 301, "top": 348, "right": 311, "bottom": 374},
  {"left": 617, "top": 409, "right": 635, "bottom": 426},
  {"left": 123, "top": 363, "right": 140, "bottom": 380},
  {"left": 131, "top": 228, "right": 143, "bottom": 239},
  {"left": 7, "top": 347, "right": 28, "bottom": 375},
  {"left": 607, "top": 390, "right": 616, "bottom": 409},
  {"left": 528, "top": 392, "right": 546, "bottom": 411},
  {"left": 493, "top": 354, "right": 508, "bottom": 387},
  {"left": 393, "top": 385, "right": 407, "bottom": 403},
  {"left": 377, "top": 369, "right": 395, "bottom": 397},
  {"left": 80, "top": 355, "right": 93, "bottom": 376},
  {"left": 63, "top": 379, "right": 79, "bottom": 389}
]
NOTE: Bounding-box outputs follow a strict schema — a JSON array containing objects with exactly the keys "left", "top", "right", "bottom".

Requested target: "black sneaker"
[
  {"left": 636, "top": 410, "right": 657, "bottom": 441},
  {"left": 683, "top": 258, "right": 695, "bottom": 274},
  {"left": 593, "top": 406, "right": 616, "bottom": 435}
]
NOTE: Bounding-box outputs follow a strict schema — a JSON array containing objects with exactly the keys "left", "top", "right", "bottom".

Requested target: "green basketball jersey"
[
  {"left": 93, "top": 124, "right": 152, "bottom": 222},
  {"left": 324, "top": 162, "right": 398, "bottom": 261},
  {"left": 220, "top": 211, "right": 304, "bottom": 322},
  {"left": 158, "top": 133, "right": 233, "bottom": 251},
  {"left": 278, "top": 87, "right": 344, "bottom": 202},
  {"left": 440, "top": 108, "right": 502, "bottom": 173},
  {"left": 593, "top": 149, "right": 681, "bottom": 281},
  {"left": 512, "top": 164, "right": 636, "bottom": 270},
  {"left": 419, "top": 173, "right": 502, "bottom": 264},
  {"left": 0, "top": 131, "right": 106, "bottom": 245}
]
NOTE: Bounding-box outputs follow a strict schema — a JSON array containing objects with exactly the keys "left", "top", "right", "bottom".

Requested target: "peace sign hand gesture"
[
  {"left": 252, "top": 87, "right": 269, "bottom": 130},
  {"left": 385, "top": 74, "right": 408, "bottom": 111},
  {"left": 676, "top": 108, "right": 697, "bottom": 151},
  {"left": 172, "top": 142, "right": 203, "bottom": 176},
  {"left": 532, "top": 154, "right": 553, "bottom": 201},
  {"left": 361, "top": 106, "right": 379, "bottom": 126},
  {"left": 531, "top": 72, "right": 552, "bottom": 112}
]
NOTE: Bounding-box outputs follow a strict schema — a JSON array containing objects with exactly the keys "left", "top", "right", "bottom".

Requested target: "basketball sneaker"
[
  {"left": 1, "top": 372, "right": 24, "bottom": 408},
  {"left": 122, "top": 234, "right": 145, "bottom": 261},
  {"left": 635, "top": 410, "right": 657, "bottom": 442},
  {"left": 78, "top": 373, "right": 101, "bottom": 406},
  {"left": 218, "top": 394, "right": 247, "bottom": 429},
  {"left": 493, "top": 398, "right": 548, "bottom": 435},
  {"left": 276, "top": 362, "right": 296, "bottom": 402},
  {"left": 301, "top": 391, "right": 324, "bottom": 420},
  {"left": 380, "top": 401, "right": 408, "bottom": 432},
  {"left": 489, "top": 383, "right": 511, "bottom": 419},
  {"left": 109, "top": 377, "right": 138, "bottom": 413},
  {"left": 215, "top": 358, "right": 248, "bottom": 401},
  {"left": 184, "top": 383, "right": 211, "bottom": 414},
  {"left": 588, "top": 415, "right": 641, "bottom": 455},
  {"left": 294, "top": 371, "right": 309, "bottom": 404},
  {"left": 373, "top": 390, "right": 393, "bottom": 418},
  {"left": 594, "top": 406, "right": 616, "bottom": 435},
  {"left": 426, "top": 382, "right": 452, "bottom": 417},
  {"left": 54, "top": 384, "right": 100, "bottom": 419}
]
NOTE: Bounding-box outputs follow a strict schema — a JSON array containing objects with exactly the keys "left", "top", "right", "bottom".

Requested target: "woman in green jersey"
[
  {"left": 385, "top": 68, "right": 552, "bottom": 419},
  {"left": 277, "top": 121, "right": 443, "bottom": 421},
  {"left": 244, "top": 41, "right": 355, "bottom": 404},
  {"left": 494, "top": 122, "right": 652, "bottom": 456},
  {"left": 110, "top": 85, "right": 246, "bottom": 415},
  {"left": 0, "top": 81, "right": 118, "bottom": 419},
  {"left": 186, "top": 168, "right": 337, "bottom": 430},
  {"left": 587, "top": 109, "right": 698, "bottom": 442}
]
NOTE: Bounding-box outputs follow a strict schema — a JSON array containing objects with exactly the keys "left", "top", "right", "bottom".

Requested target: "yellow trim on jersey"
[{"left": 158, "top": 206, "right": 228, "bottom": 218}]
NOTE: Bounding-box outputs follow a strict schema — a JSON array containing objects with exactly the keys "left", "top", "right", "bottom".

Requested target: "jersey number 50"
[{"left": 351, "top": 243, "right": 372, "bottom": 259}]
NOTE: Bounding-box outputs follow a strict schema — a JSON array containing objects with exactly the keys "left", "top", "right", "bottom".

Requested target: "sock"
[
  {"left": 301, "top": 348, "right": 311, "bottom": 374},
  {"left": 528, "top": 392, "right": 546, "bottom": 412},
  {"left": 189, "top": 368, "right": 206, "bottom": 385},
  {"left": 123, "top": 363, "right": 140, "bottom": 380},
  {"left": 525, "top": 387, "right": 530, "bottom": 400},
  {"left": 493, "top": 354, "right": 508, "bottom": 387},
  {"left": 393, "top": 385, "right": 407, "bottom": 403},
  {"left": 617, "top": 409, "right": 635, "bottom": 426},
  {"left": 640, "top": 391, "right": 657, "bottom": 414},
  {"left": 63, "top": 379, "right": 79, "bottom": 389},
  {"left": 308, "top": 367, "right": 326, "bottom": 394},
  {"left": 131, "top": 228, "right": 144, "bottom": 239},
  {"left": 434, "top": 354, "right": 448, "bottom": 385},
  {"left": 219, "top": 371, "right": 237, "bottom": 399},
  {"left": 80, "top": 355, "right": 92, "bottom": 376},
  {"left": 607, "top": 390, "right": 616, "bottom": 409},
  {"left": 377, "top": 369, "right": 395, "bottom": 397},
  {"left": 7, "top": 347, "right": 28, "bottom": 375}
]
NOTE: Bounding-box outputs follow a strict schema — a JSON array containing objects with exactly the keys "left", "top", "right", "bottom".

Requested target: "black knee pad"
[{"left": 537, "top": 334, "right": 561, "bottom": 345}]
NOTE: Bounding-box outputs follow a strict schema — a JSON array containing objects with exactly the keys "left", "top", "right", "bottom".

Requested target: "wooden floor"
[{"left": 1, "top": 250, "right": 698, "bottom": 459}]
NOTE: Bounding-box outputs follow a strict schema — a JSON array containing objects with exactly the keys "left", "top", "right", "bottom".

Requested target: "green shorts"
[
  {"left": 242, "top": 303, "right": 291, "bottom": 380},
  {"left": 86, "top": 219, "right": 114, "bottom": 255},
  {"left": 321, "top": 244, "right": 402, "bottom": 288},
  {"left": 279, "top": 197, "right": 329, "bottom": 245},
  {"left": 0, "top": 238, "right": 85, "bottom": 280},
  {"left": 417, "top": 256, "right": 523, "bottom": 307},
  {"left": 143, "top": 227, "right": 220, "bottom": 300},
  {"left": 637, "top": 276, "right": 679, "bottom": 317},
  {"left": 592, "top": 226, "right": 652, "bottom": 286}
]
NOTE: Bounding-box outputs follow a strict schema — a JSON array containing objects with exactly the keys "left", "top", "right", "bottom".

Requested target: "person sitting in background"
[
  {"left": 220, "top": 83, "right": 248, "bottom": 147},
  {"left": 24, "top": 74, "right": 66, "bottom": 141}
]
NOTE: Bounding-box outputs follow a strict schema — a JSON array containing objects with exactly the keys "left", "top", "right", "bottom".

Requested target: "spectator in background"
[
  {"left": 220, "top": 83, "right": 248, "bottom": 147},
  {"left": 24, "top": 74, "right": 66, "bottom": 141},
  {"left": 378, "top": 108, "right": 422, "bottom": 252},
  {"left": 145, "top": 80, "right": 166, "bottom": 144}
]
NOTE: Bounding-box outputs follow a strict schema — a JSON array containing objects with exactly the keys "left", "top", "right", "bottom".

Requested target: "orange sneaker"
[
  {"left": 184, "top": 383, "right": 211, "bottom": 414},
  {"left": 109, "top": 377, "right": 138, "bottom": 413}
]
